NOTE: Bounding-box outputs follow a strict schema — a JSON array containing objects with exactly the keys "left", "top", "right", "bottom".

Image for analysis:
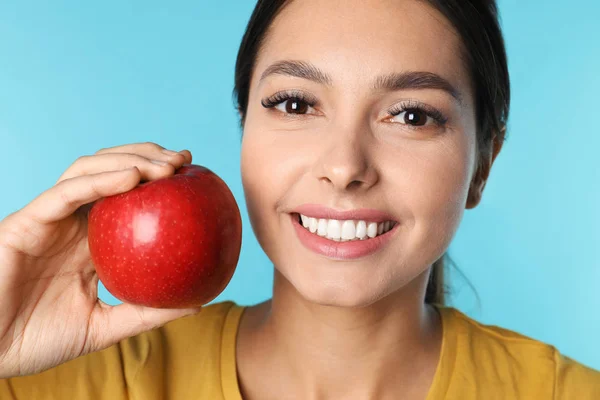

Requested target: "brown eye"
[
  {"left": 278, "top": 98, "right": 310, "bottom": 114},
  {"left": 387, "top": 102, "right": 447, "bottom": 128},
  {"left": 402, "top": 109, "right": 427, "bottom": 126},
  {"left": 262, "top": 91, "right": 319, "bottom": 117}
]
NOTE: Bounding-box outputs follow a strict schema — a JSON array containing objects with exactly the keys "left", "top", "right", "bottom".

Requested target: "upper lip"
[{"left": 291, "top": 204, "right": 397, "bottom": 223}]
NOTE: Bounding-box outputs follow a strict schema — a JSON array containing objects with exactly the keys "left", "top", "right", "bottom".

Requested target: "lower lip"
[{"left": 290, "top": 214, "right": 398, "bottom": 260}]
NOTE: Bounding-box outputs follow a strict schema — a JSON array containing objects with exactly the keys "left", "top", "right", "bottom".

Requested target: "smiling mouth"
[{"left": 292, "top": 213, "right": 397, "bottom": 242}]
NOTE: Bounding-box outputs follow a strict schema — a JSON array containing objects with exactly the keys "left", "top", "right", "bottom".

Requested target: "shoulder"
[
  {"left": 119, "top": 300, "right": 239, "bottom": 357},
  {"left": 554, "top": 354, "right": 600, "bottom": 399},
  {"left": 117, "top": 300, "right": 244, "bottom": 398},
  {"left": 152, "top": 300, "right": 241, "bottom": 341},
  {"left": 127, "top": 300, "right": 243, "bottom": 364},
  {"left": 438, "top": 307, "right": 600, "bottom": 399},
  {"left": 0, "top": 302, "right": 245, "bottom": 399}
]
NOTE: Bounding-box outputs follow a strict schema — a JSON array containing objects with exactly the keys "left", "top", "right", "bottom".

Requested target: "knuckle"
[
  {"left": 2, "top": 211, "right": 43, "bottom": 251},
  {"left": 135, "top": 307, "right": 156, "bottom": 331},
  {"left": 73, "top": 155, "right": 92, "bottom": 164},
  {"left": 88, "top": 175, "right": 104, "bottom": 198},
  {"left": 161, "top": 162, "right": 176, "bottom": 171},
  {"left": 113, "top": 170, "right": 137, "bottom": 191},
  {"left": 57, "top": 184, "right": 77, "bottom": 209},
  {"left": 57, "top": 156, "right": 90, "bottom": 183},
  {"left": 86, "top": 317, "right": 106, "bottom": 353},
  {"left": 141, "top": 141, "right": 163, "bottom": 151}
]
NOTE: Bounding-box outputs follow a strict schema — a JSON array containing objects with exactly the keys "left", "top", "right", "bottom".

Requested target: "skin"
[{"left": 237, "top": 0, "right": 503, "bottom": 398}]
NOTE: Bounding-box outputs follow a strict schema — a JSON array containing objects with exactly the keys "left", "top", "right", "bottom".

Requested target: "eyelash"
[
  {"left": 261, "top": 90, "right": 448, "bottom": 126},
  {"left": 388, "top": 100, "right": 448, "bottom": 126},
  {"left": 261, "top": 90, "right": 318, "bottom": 113}
]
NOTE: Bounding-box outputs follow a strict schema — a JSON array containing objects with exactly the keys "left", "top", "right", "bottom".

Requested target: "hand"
[{"left": 0, "top": 142, "right": 201, "bottom": 378}]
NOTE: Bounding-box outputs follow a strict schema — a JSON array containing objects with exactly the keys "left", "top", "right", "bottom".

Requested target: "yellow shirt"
[{"left": 1, "top": 301, "right": 599, "bottom": 399}]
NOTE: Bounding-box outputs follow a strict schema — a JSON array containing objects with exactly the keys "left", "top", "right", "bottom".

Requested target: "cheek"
[
  {"left": 240, "top": 131, "right": 272, "bottom": 244},
  {"left": 389, "top": 137, "right": 473, "bottom": 263},
  {"left": 412, "top": 150, "right": 470, "bottom": 217},
  {"left": 241, "top": 120, "right": 316, "bottom": 212},
  {"left": 240, "top": 125, "right": 306, "bottom": 253}
]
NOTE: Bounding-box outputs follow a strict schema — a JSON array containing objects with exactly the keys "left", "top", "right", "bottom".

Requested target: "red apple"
[{"left": 88, "top": 164, "right": 242, "bottom": 308}]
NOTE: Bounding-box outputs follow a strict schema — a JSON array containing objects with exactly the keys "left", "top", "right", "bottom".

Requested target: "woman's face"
[{"left": 241, "top": 0, "right": 478, "bottom": 307}]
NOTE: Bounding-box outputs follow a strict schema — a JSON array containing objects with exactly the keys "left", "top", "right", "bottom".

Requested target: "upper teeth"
[{"left": 299, "top": 214, "right": 395, "bottom": 242}]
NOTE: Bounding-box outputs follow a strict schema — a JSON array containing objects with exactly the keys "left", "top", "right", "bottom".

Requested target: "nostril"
[{"left": 347, "top": 180, "right": 363, "bottom": 190}]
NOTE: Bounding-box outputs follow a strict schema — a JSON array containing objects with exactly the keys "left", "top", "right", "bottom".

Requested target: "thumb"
[{"left": 88, "top": 301, "right": 202, "bottom": 351}]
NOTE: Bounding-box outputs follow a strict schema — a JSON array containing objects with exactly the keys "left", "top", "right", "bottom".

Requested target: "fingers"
[
  {"left": 56, "top": 152, "right": 187, "bottom": 185},
  {"left": 96, "top": 141, "right": 172, "bottom": 156},
  {"left": 23, "top": 142, "right": 193, "bottom": 225},
  {"left": 87, "top": 302, "right": 202, "bottom": 352},
  {"left": 23, "top": 167, "right": 142, "bottom": 224},
  {"left": 95, "top": 142, "right": 192, "bottom": 165},
  {"left": 57, "top": 142, "right": 192, "bottom": 185}
]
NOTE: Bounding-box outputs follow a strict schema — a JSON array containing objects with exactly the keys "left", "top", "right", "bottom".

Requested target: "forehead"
[{"left": 254, "top": 0, "right": 472, "bottom": 99}]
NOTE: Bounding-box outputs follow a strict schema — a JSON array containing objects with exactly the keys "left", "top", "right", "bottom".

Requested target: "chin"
[
  {"left": 284, "top": 265, "right": 392, "bottom": 308},
  {"left": 305, "top": 292, "right": 384, "bottom": 309}
]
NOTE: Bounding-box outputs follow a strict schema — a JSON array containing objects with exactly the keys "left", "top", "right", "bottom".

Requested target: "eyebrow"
[{"left": 259, "top": 59, "right": 463, "bottom": 104}]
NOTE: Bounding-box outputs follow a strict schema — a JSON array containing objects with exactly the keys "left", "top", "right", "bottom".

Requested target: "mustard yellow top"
[{"left": 1, "top": 301, "right": 599, "bottom": 399}]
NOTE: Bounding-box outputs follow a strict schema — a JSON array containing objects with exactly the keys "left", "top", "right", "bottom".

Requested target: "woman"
[{"left": 0, "top": 0, "right": 598, "bottom": 398}]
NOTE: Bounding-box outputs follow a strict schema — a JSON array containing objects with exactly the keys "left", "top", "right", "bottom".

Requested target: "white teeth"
[
  {"left": 341, "top": 220, "right": 356, "bottom": 240},
  {"left": 356, "top": 220, "right": 367, "bottom": 240},
  {"left": 326, "top": 219, "right": 342, "bottom": 240},
  {"left": 309, "top": 218, "right": 318, "bottom": 233},
  {"left": 367, "top": 222, "right": 378, "bottom": 238},
  {"left": 301, "top": 214, "right": 309, "bottom": 228},
  {"left": 298, "top": 214, "right": 395, "bottom": 242},
  {"left": 317, "top": 218, "right": 328, "bottom": 236}
]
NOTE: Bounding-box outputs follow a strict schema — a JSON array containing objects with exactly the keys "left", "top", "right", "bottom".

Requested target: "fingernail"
[
  {"left": 161, "top": 149, "right": 179, "bottom": 156},
  {"left": 151, "top": 159, "right": 168, "bottom": 165}
]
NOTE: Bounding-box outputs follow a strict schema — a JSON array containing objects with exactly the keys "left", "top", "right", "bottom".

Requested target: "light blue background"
[{"left": 1, "top": 1, "right": 598, "bottom": 369}]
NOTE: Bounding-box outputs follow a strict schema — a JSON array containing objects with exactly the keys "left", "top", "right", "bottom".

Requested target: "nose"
[{"left": 312, "top": 127, "right": 379, "bottom": 192}]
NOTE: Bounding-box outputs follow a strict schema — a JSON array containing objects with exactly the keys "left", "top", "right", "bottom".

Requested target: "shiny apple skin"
[{"left": 88, "top": 164, "right": 242, "bottom": 308}]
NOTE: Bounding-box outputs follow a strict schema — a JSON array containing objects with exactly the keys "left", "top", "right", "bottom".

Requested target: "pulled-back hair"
[{"left": 232, "top": 0, "right": 510, "bottom": 306}]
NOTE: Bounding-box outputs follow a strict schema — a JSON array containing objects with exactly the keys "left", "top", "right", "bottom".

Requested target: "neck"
[{"left": 246, "top": 269, "right": 443, "bottom": 400}]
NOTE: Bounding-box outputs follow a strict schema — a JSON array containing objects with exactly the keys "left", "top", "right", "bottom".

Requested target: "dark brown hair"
[{"left": 232, "top": 0, "right": 510, "bottom": 306}]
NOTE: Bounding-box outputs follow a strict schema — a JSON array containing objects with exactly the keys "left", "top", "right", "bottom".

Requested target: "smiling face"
[{"left": 240, "top": 0, "right": 479, "bottom": 307}]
